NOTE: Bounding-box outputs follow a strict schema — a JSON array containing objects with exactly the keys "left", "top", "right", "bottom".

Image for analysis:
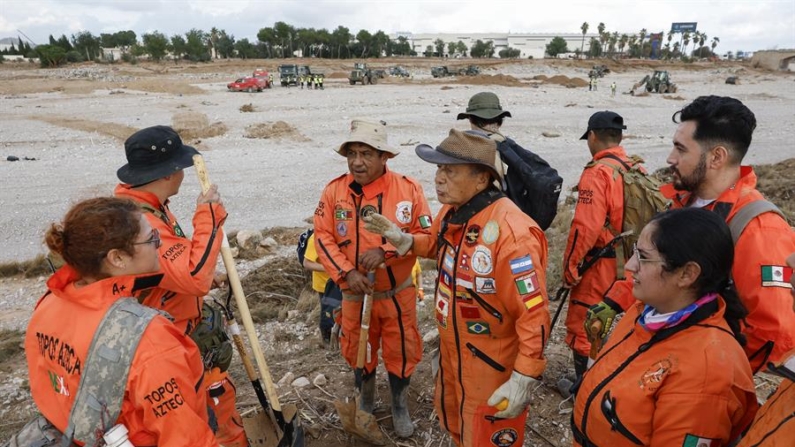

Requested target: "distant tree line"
[
  {"left": 7, "top": 20, "right": 724, "bottom": 68},
  {"left": 575, "top": 22, "right": 720, "bottom": 61}
]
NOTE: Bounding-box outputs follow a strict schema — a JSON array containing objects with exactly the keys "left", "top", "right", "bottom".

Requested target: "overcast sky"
[{"left": 2, "top": 0, "right": 793, "bottom": 53}]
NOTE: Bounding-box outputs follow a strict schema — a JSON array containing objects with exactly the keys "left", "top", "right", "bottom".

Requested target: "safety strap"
[
  {"left": 62, "top": 298, "right": 159, "bottom": 446},
  {"left": 589, "top": 155, "right": 635, "bottom": 279},
  {"left": 343, "top": 275, "right": 413, "bottom": 301},
  {"left": 727, "top": 200, "right": 784, "bottom": 244}
]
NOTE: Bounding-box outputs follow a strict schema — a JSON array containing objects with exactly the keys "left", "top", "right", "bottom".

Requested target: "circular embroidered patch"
[
  {"left": 471, "top": 246, "right": 493, "bottom": 275},
  {"left": 491, "top": 428, "right": 518, "bottom": 447}
]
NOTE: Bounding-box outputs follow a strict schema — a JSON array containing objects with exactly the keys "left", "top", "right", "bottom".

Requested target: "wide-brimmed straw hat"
[
  {"left": 336, "top": 119, "right": 399, "bottom": 158},
  {"left": 415, "top": 129, "right": 500, "bottom": 179},
  {"left": 117, "top": 125, "right": 199, "bottom": 186}
]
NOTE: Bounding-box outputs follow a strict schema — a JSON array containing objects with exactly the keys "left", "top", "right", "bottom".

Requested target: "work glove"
[
  {"left": 486, "top": 371, "right": 539, "bottom": 418},
  {"left": 362, "top": 213, "right": 413, "bottom": 255},
  {"left": 584, "top": 300, "right": 621, "bottom": 341}
]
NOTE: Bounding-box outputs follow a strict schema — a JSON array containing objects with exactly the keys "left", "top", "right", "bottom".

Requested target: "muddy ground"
[{"left": 0, "top": 57, "right": 793, "bottom": 445}]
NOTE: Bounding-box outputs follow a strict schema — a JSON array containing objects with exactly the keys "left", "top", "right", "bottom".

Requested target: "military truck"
[
  {"left": 629, "top": 70, "right": 678, "bottom": 94},
  {"left": 432, "top": 65, "right": 479, "bottom": 78},
  {"left": 431, "top": 66, "right": 452, "bottom": 78},
  {"left": 588, "top": 65, "right": 610, "bottom": 78},
  {"left": 278, "top": 64, "right": 299, "bottom": 86},
  {"left": 349, "top": 63, "right": 376, "bottom": 85},
  {"left": 458, "top": 65, "right": 480, "bottom": 76}
]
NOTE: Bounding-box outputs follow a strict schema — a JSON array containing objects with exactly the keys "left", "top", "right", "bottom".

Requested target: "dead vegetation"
[
  {"left": 30, "top": 116, "right": 138, "bottom": 141},
  {"left": 754, "top": 158, "right": 795, "bottom": 224},
  {"left": 171, "top": 111, "right": 228, "bottom": 141},
  {"left": 239, "top": 103, "right": 256, "bottom": 112},
  {"left": 0, "top": 254, "right": 55, "bottom": 279},
  {"left": 244, "top": 121, "right": 311, "bottom": 141},
  {"left": 239, "top": 255, "right": 307, "bottom": 323}
]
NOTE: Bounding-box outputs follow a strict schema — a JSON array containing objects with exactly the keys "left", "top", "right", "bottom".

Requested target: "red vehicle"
[{"left": 227, "top": 76, "right": 268, "bottom": 92}]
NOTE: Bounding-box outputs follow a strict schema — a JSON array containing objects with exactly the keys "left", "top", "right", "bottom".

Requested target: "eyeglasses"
[
  {"left": 632, "top": 243, "right": 665, "bottom": 265},
  {"left": 133, "top": 229, "right": 161, "bottom": 249}
]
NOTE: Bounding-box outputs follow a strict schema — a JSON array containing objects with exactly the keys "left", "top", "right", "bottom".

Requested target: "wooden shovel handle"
[
  {"left": 355, "top": 272, "right": 376, "bottom": 369},
  {"left": 193, "top": 155, "right": 282, "bottom": 412}
]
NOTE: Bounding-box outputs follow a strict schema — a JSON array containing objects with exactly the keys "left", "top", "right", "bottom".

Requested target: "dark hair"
[
  {"left": 672, "top": 95, "right": 756, "bottom": 164},
  {"left": 592, "top": 128, "right": 623, "bottom": 145},
  {"left": 648, "top": 208, "right": 748, "bottom": 345},
  {"left": 470, "top": 116, "right": 504, "bottom": 128},
  {"left": 45, "top": 197, "right": 142, "bottom": 279}
]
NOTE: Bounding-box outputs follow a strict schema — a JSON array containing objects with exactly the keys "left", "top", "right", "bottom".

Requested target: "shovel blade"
[
  {"left": 333, "top": 398, "right": 385, "bottom": 445},
  {"left": 244, "top": 404, "right": 305, "bottom": 447}
]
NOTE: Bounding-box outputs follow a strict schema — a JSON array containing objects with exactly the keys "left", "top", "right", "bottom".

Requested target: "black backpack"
[
  {"left": 296, "top": 228, "right": 314, "bottom": 266},
  {"left": 494, "top": 137, "right": 563, "bottom": 230}
]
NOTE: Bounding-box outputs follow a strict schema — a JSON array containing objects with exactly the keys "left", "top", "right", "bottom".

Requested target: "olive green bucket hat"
[{"left": 456, "top": 92, "right": 512, "bottom": 120}]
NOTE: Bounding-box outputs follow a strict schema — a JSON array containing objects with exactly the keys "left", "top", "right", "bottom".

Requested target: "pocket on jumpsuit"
[{"left": 471, "top": 404, "right": 528, "bottom": 447}]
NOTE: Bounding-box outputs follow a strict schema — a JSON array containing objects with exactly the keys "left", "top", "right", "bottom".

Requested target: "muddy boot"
[
  {"left": 388, "top": 373, "right": 414, "bottom": 438},
  {"left": 357, "top": 371, "right": 376, "bottom": 414}
]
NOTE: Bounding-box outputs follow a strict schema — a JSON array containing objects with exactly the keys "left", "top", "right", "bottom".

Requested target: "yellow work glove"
[
  {"left": 362, "top": 212, "right": 413, "bottom": 255},
  {"left": 486, "top": 371, "right": 539, "bottom": 418},
  {"left": 584, "top": 300, "right": 620, "bottom": 341}
]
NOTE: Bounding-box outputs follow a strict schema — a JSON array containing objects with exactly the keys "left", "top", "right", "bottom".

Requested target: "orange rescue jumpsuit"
[
  {"left": 412, "top": 190, "right": 550, "bottom": 447},
  {"left": 737, "top": 349, "right": 795, "bottom": 446},
  {"left": 313, "top": 168, "right": 431, "bottom": 378},
  {"left": 563, "top": 146, "right": 634, "bottom": 357},
  {"left": 115, "top": 184, "right": 247, "bottom": 447},
  {"left": 26, "top": 265, "right": 218, "bottom": 447},
  {"left": 572, "top": 300, "right": 757, "bottom": 447},
  {"left": 604, "top": 167, "right": 795, "bottom": 372}
]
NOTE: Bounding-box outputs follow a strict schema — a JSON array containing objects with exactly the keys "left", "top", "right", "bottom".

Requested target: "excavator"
[{"left": 629, "top": 70, "right": 678, "bottom": 94}]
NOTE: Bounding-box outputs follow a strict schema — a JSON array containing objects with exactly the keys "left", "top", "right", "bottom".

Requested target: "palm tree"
[
  {"left": 580, "top": 22, "right": 589, "bottom": 59},
  {"left": 697, "top": 32, "right": 707, "bottom": 57},
  {"left": 682, "top": 31, "right": 690, "bottom": 59},
  {"left": 629, "top": 34, "right": 638, "bottom": 57},
  {"left": 619, "top": 34, "right": 628, "bottom": 57},
  {"left": 609, "top": 32, "right": 619, "bottom": 56},
  {"left": 639, "top": 28, "right": 647, "bottom": 58},
  {"left": 711, "top": 36, "right": 720, "bottom": 55},
  {"left": 597, "top": 23, "right": 606, "bottom": 58},
  {"left": 673, "top": 41, "right": 681, "bottom": 58}
]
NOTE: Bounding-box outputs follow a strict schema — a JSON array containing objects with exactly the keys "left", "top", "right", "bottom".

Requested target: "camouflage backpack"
[
  {"left": 4, "top": 298, "right": 159, "bottom": 447},
  {"left": 590, "top": 154, "right": 669, "bottom": 279}
]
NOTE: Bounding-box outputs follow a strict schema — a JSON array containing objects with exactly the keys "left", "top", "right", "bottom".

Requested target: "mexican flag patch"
[
  {"left": 761, "top": 265, "right": 793, "bottom": 288},
  {"left": 419, "top": 215, "right": 432, "bottom": 229},
  {"left": 682, "top": 434, "right": 720, "bottom": 447}
]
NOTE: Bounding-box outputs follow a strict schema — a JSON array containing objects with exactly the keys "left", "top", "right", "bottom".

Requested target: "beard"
[{"left": 673, "top": 152, "right": 707, "bottom": 192}]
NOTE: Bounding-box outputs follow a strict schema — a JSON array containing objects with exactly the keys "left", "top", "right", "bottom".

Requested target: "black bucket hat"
[
  {"left": 580, "top": 111, "right": 627, "bottom": 140},
  {"left": 456, "top": 92, "right": 512, "bottom": 120},
  {"left": 117, "top": 126, "right": 199, "bottom": 186}
]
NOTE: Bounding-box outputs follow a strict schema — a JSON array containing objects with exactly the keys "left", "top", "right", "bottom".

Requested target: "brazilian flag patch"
[{"left": 466, "top": 321, "right": 491, "bottom": 335}]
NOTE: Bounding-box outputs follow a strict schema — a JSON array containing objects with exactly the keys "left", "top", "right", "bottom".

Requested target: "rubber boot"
[
  {"left": 573, "top": 352, "right": 589, "bottom": 383},
  {"left": 356, "top": 370, "right": 376, "bottom": 414},
  {"left": 388, "top": 373, "right": 414, "bottom": 438}
]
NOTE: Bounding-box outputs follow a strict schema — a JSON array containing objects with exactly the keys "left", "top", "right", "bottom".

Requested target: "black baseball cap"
[
  {"left": 580, "top": 111, "right": 627, "bottom": 140},
  {"left": 117, "top": 126, "right": 199, "bottom": 186}
]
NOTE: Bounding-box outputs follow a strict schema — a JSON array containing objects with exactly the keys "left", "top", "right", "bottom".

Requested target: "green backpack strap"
[
  {"left": 62, "top": 298, "right": 159, "bottom": 446},
  {"left": 727, "top": 200, "right": 785, "bottom": 244}
]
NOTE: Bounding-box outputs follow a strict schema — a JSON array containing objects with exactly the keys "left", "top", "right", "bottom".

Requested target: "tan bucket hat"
[
  {"left": 336, "top": 119, "right": 399, "bottom": 158},
  {"left": 415, "top": 129, "right": 500, "bottom": 179}
]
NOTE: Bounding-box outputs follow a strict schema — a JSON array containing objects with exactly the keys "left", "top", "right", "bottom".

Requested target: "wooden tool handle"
[
  {"left": 192, "top": 154, "right": 282, "bottom": 412},
  {"left": 588, "top": 321, "right": 604, "bottom": 360},
  {"left": 354, "top": 272, "right": 376, "bottom": 369}
]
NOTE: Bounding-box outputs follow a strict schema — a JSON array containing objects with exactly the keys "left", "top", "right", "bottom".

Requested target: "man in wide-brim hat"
[
  {"left": 115, "top": 125, "right": 249, "bottom": 447},
  {"left": 313, "top": 119, "right": 433, "bottom": 438},
  {"left": 363, "top": 129, "right": 551, "bottom": 447}
]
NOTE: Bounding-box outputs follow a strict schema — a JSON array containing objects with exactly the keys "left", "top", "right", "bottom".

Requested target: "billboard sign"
[{"left": 671, "top": 22, "right": 698, "bottom": 33}]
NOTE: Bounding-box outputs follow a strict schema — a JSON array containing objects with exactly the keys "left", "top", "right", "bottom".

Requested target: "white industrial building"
[{"left": 396, "top": 32, "right": 597, "bottom": 59}]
